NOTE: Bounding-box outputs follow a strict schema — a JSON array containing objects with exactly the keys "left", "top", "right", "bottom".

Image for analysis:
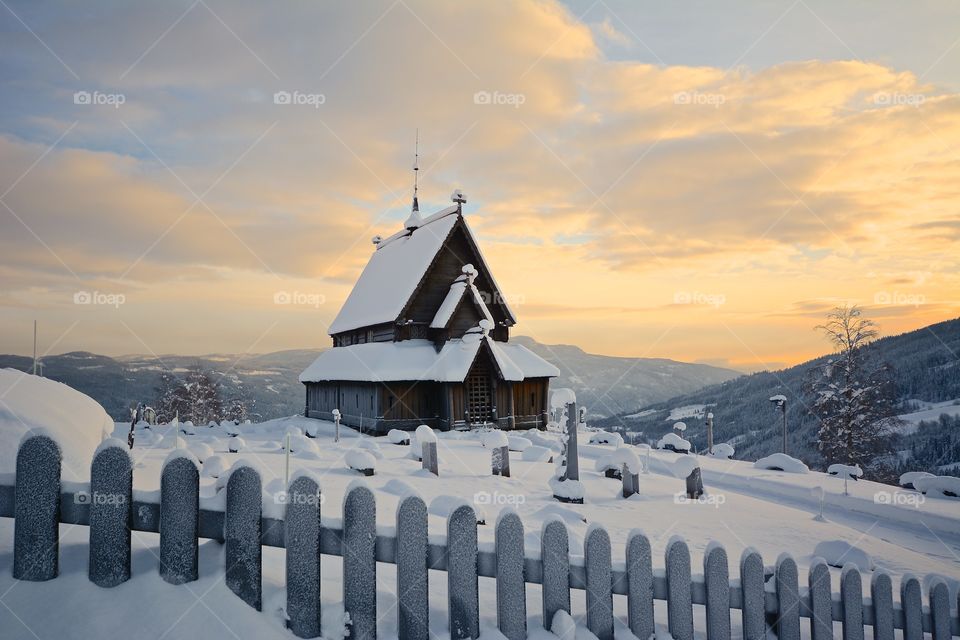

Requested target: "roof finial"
[{"left": 404, "top": 129, "right": 423, "bottom": 230}]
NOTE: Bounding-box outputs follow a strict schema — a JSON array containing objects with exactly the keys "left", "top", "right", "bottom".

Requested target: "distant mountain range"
[
  {"left": 595, "top": 317, "right": 960, "bottom": 473},
  {"left": 0, "top": 337, "right": 740, "bottom": 421}
]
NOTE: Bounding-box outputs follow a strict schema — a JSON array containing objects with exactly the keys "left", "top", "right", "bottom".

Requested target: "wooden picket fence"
[{"left": 2, "top": 434, "right": 959, "bottom": 640}]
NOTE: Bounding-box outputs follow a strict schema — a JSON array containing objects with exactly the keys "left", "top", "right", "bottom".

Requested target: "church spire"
[{"left": 404, "top": 129, "right": 423, "bottom": 230}]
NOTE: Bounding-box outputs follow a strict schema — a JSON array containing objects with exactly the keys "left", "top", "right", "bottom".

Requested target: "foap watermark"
[
  {"left": 872, "top": 92, "right": 925, "bottom": 108},
  {"left": 673, "top": 492, "right": 726, "bottom": 508},
  {"left": 874, "top": 490, "right": 925, "bottom": 509},
  {"left": 674, "top": 291, "right": 726, "bottom": 308},
  {"left": 673, "top": 91, "right": 726, "bottom": 108},
  {"left": 874, "top": 291, "right": 925, "bottom": 307},
  {"left": 73, "top": 90, "right": 125, "bottom": 109},
  {"left": 74, "top": 290, "right": 125, "bottom": 308},
  {"left": 474, "top": 490, "right": 525, "bottom": 506},
  {"left": 274, "top": 290, "right": 325, "bottom": 307},
  {"left": 473, "top": 90, "right": 526, "bottom": 109},
  {"left": 274, "top": 90, "right": 326, "bottom": 109},
  {"left": 74, "top": 490, "right": 127, "bottom": 506},
  {"left": 274, "top": 490, "right": 326, "bottom": 506},
  {"left": 477, "top": 290, "right": 526, "bottom": 306}
]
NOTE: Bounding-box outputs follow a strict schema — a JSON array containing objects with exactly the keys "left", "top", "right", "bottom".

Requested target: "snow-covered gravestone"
[
  {"left": 396, "top": 494, "right": 429, "bottom": 640},
  {"left": 491, "top": 445, "right": 510, "bottom": 477},
  {"left": 447, "top": 503, "right": 479, "bottom": 640},
  {"left": 540, "top": 519, "right": 570, "bottom": 627},
  {"left": 14, "top": 432, "right": 61, "bottom": 581},
  {"left": 417, "top": 425, "right": 439, "bottom": 476},
  {"left": 286, "top": 472, "right": 322, "bottom": 639},
  {"left": 89, "top": 439, "right": 133, "bottom": 588},
  {"left": 225, "top": 464, "right": 262, "bottom": 610},
  {"left": 585, "top": 525, "right": 613, "bottom": 640},
  {"left": 625, "top": 531, "right": 654, "bottom": 640},
  {"left": 160, "top": 451, "right": 199, "bottom": 585},
  {"left": 665, "top": 537, "right": 693, "bottom": 640},
  {"left": 343, "top": 483, "right": 377, "bottom": 640},
  {"left": 739, "top": 548, "right": 765, "bottom": 640},
  {"left": 564, "top": 402, "right": 579, "bottom": 480},
  {"left": 495, "top": 510, "right": 526, "bottom": 640},
  {"left": 686, "top": 466, "right": 704, "bottom": 499}
]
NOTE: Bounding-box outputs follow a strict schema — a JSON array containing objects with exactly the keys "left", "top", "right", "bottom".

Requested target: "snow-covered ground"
[
  {"left": 2, "top": 410, "right": 960, "bottom": 638},
  {"left": 896, "top": 398, "right": 960, "bottom": 434}
]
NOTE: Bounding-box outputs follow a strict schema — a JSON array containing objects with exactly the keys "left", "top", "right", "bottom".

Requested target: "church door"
[{"left": 465, "top": 358, "right": 493, "bottom": 424}]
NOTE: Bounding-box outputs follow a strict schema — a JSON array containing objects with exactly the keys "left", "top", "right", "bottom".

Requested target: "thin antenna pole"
[
  {"left": 32, "top": 320, "right": 37, "bottom": 375},
  {"left": 412, "top": 129, "right": 419, "bottom": 213}
]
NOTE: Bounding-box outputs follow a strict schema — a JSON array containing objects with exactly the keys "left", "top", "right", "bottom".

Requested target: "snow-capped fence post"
[
  {"left": 625, "top": 531, "right": 654, "bottom": 640},
  {"left": 775, "top": 554, "right": 801, "bottom": 640},
  {"left": 807, "top": 559, "right": 832, "bottom": 640},
  {"left": 447, "top": 504, "right": 479, "bottom": 640},
  {"left": 840, "top": 565, "right": 864, "bottom": 640},
  {"left": 491, "top": 445, "right": 510, "bottom": 477},
  {"left": 397, "top": 494, "right": 429, "bottom": 640},
  {"left": 159, "top": 454, "right": 199, "bottom": 585},
  {"left": 929, "top": 578, "right": 951, "bottom": 640},
  {"left": 13, "top": 433, "right": 61, "bottom": 581},
  {"left": 495, "top": 510, "right": 526, "bottom": 640},
  {"left": 621, "top": 465, "right": 639, "bottom": 498},
  {"left": 665, "top": 537, "right": 693, "bottom": 640},
  {"left": 343, "top": 484, "right": 377, "bottom": 640},
  {"left": 703, "top": 543, "right": 730, "bottom": 640},
  {"left": 422, "top": 441, "right": 438, "bottom": 476},
  {"left": 540, "top": 519, "right": 570, "bottom": 627},
  {"left": 739, "top": 549, "right": 765, "bottom": 640},
  {"left": 564, "top": 402, "right": 579, "bottom": 481},
  {"left": 870, "top": 572, "right": 894, "bottom": 640},
  {"left": 585, "top": 525, "right": 613, "bottom": 640},
  {"left": 88, "top": 441, "right": 133, "bottom": 588},
  {"left": 286, "top": 474, "right": 322, "bottom": 639},
  {"left": 685, "top": 466, "right": 703, "bottom": 499},
  {"left": 225, "top": 465, "right": 262, "bottom": 610},
  {"left": 900, "top": 576, "right": 923, "bottom": 640}
]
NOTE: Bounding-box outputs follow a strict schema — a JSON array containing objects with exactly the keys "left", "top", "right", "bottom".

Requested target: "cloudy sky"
[{"left": 1, "top": 0, "right": 958, "bottom": 370}]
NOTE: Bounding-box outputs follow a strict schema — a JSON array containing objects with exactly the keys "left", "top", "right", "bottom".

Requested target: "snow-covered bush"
[
  {"left": 899, "top": 471, "right": 934, "bottom": 490},
  {"left": 387, "top": 429, "right": 410, "bottom": 445},
  {"left": 710, "top": 443, "right": 735, "bottom": 459},
  {"left": 588, "top": 431, "right": 623, "bottom": 446},
  {"left": 188, "top": 442, "right": 214, "bottom": 463},
  {"left": 913, "top": 475, "right": 960, "bottom": 499},
  {"left": 813, "top": 540, "right": 874, "bottom": 571},
  {"left": 753, "top": 453, "right": 808, "bottom": 473},
  {"left": 345, "top": 450, "right": 376, "bottom": 475},
  {"left": 228, "top": 436, "right": 246, "bottom": 453},
  {"left": 522, "top": 445, "right": 552, "bottom": 462},
  {"left": 657, "top": 432, "right": 691, "bottom": 453},
  {"left": 507, "top": 435, "right": 531, "bottom": 452},
  {"left": 180, "top": 421, "right": 196, "bottom": 435}
]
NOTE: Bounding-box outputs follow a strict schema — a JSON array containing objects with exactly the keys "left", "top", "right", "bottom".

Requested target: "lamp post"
[{"left": 769, "top": 395, "right": 787, "bottom": 454}]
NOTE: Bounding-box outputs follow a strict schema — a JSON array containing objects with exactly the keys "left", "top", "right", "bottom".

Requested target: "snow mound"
[
  {"left": 710, "top": 443, "right": 735, "bottom": 459},
  {"left": 180, "top": 421, "right": 196, "bottom": 435},
  {"left": 188, "top": 442, "right": 214, "bottom": 463},
  {"left": 354, "top": 438, "right": 383, "bottom": 458},
  {"left": 507, "top": 435, "right": 531, "bottom": 452},
  {"left": 754, "top": 453, "right": 808, "bottom": 473},
  {"left": 550, "top": 388, "right": 576, "bottom": 410},
  {"left": 827, "top": 463, "right": 862, "bottom": 480},
  {"left": 409, "top": 424, "right": 437, "bottom": 459},
  {"left": 202, "top": 455, "right": 226, "bottom": 478},
  {"left": 549, "top": 477, "right": 585, "bottom": 500},
  {"left": 813, "top": 540, "right": 874, "bottom": 571},
  {"left": 899, "top": 471, "right": 934, "bottom": 489},
  {"left": 161, "top": 433, "right": 187, "bottom": 449},
  {"left": 285, "top": 434, "right": 319, "bottom": 457},
  {"left": 284, "top": 426, "right": 303, "bottom": 438},
  {"left": 228, "top": 436, "right": 246, "bottom": 453},
  {"left": 913, "top": 475, "right": 960, "bottom": 499},
  {"left": 656, "top": 432, "right": 691, "bottom": 452},
  {"left": 381, "top": 479, "right": 416, "bottom": 496},
  {"left": 588, "top": 431, "right": 623, "bottom": 446},
  {"left": 597, "top": 447, "right": 643, "bottom": 475},
  {"left": 522, "top": 445, "right": 552, "bottom": 462},
  {"left": 480, "top": 430, "right": 508, "bottom": 449},
  {"left": 671, "top": 456, "right": 700, "bottom": 479},
  {"left": 387, "top": 429, "right": 410, "bottom": 445},
  {"left": 345, "top": 449, "right": 376, "bottom": 472},
  {"left": 0, "top": 368, "right": 113, "bottom": 481},
  {"left": 429, "top": 495, "right": 485, "bottom": 523},
  {"left": 672, "top": 421, "right": 687, "bottom": 432}
]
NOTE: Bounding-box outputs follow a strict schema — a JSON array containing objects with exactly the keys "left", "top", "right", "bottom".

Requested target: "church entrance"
[{"left": 465, "top": 358, "right": 493, "bottom": 424}]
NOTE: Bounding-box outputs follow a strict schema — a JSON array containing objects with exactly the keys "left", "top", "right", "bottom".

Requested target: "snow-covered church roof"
[
  {"left": 328, "top": 205, "right": 515, "bottom": 335},
  {"left": 299, "top": 337, "right": 558, "bottom": 383}
]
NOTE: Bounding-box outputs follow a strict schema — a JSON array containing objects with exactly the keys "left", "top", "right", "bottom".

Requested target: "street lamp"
[{"left": 769, "top": 395, "right": 787, "bottom": 454}]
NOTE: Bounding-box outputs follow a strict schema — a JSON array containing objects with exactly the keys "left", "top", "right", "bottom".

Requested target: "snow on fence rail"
[{"left": 2, "top": 433, "right": 959, "bottom": 640}]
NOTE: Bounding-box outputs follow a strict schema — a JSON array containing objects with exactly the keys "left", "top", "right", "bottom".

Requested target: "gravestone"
[
  {"left": 14, "top": 434, "right": 61, "bottom": 581},
  {"left": 564, "top": 402, "right": 579, "bottom": 480},
  {"left": 89, "top": 443, "right": 133, "bottom": 587},
  {"left": 225, "top": 466, "right": 262, "bottom": 610},
  {"left": 491, "top": 445, "right": 510, "bottom": 477},
  {"left": 422, "top": 441, "right": 438, "bottom": 476},
  {"left": 160, "top": 454, "right": 199, "bottom": 585},
  {"left": 621, "top": 465, "right": 640, "bottom": 498},
  {"left": 286, "top": 475, "right": 321, "bottom": 639},
  {"left": 685, "top": 467, "right": 704, "bottom": 499}
]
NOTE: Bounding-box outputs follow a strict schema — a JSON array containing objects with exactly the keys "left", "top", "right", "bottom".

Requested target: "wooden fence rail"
[{"left": 2, "top": 434, "right": 958, "bottom": 639}]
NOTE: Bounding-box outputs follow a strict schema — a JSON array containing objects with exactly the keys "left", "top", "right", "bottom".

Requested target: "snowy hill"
[{"left": 596, "top": 317, "right": 960, "bottom": 472}]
